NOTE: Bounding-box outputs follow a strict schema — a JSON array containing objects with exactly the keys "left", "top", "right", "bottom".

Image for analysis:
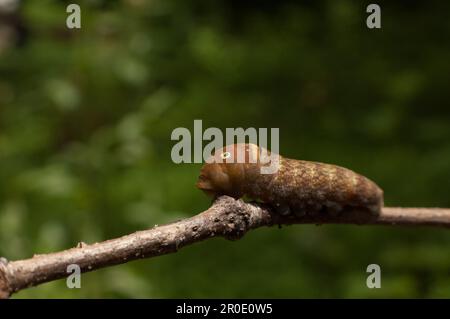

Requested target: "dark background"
[{"left": 0, "top": 0, "right": 449, "bottom": 298}]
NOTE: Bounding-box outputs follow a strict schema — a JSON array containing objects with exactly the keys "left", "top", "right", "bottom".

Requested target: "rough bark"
[{"left": 1, "top": 196, "right": 449, "bottom": 298}]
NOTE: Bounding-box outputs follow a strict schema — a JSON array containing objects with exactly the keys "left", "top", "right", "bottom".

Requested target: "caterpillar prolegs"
[{"left": 196, "top": 144, "right": 384, "bottom": 216}]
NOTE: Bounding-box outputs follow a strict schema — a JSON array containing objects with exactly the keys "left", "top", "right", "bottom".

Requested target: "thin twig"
[{"left": 0, "top": 196, "right": 449, "bottom": 298}]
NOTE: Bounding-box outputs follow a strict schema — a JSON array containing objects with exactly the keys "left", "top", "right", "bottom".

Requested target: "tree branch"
[{"left": 1, "top": 195, "right": 449, "bottom": 298}]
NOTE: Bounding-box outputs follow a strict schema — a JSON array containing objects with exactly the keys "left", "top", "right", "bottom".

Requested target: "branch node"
[
  {"left": 219, "top": 199, "right": 251, "bottom": 241},
  {"left": 76, "top": 241, "right": 88, "bottom": 248}
]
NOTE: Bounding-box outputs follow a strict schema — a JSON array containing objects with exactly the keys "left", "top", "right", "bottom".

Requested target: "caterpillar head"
[{"left": 196, "top": 143, "right": 261, "bottom": 198}]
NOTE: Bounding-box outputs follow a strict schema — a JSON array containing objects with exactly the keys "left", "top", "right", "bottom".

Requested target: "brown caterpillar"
[{"left": 196, "top": 143, "right": 384, "bottom": 216}]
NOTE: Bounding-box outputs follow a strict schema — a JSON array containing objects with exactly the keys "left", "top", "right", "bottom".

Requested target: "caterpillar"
[{"left": 196, "top": 143, "right": 384, "bottom": 216}]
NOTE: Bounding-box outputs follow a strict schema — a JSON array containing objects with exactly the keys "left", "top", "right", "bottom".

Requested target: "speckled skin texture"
[{"left": 197, "top": 144, "right": 384, "bottom": 216}]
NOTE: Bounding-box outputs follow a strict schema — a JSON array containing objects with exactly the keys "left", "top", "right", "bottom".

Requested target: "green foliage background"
[{"left": 0, "top": 0, "right": 449, "bottom": 298}]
